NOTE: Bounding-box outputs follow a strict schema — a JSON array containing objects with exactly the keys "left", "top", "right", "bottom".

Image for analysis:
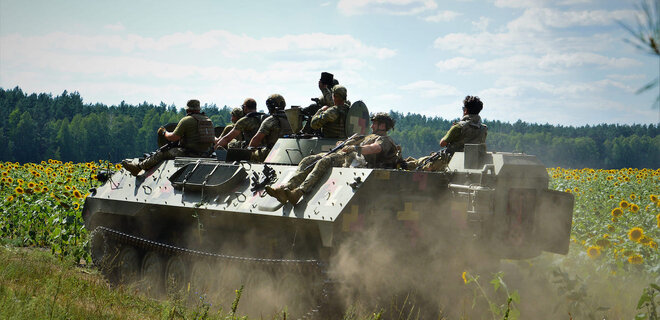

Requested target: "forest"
[{"left": 1, "top": 86, "right": 658, "bottom": 168}]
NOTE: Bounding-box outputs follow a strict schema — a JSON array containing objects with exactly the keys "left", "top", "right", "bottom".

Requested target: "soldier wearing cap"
[
  {"left": 413, "top": 95, "right": 488, "bottom": 171},
  {"left": 122, "top": 99, "right": 215, "bottom": 176},
  {"left": 315, "top": 72, "right": 335, "bottom": 107},
  {"left": 215, "top": 98, "right": 264, "bottom": 149},
  {"left": 249, "top": 94, "right": 293, "bottom": 161},
  {"left": 266, "top": 112, "right": 399, "bottom": 205},
  {"left": 309, "top": 85, "right": 351, "bottom": 139}
]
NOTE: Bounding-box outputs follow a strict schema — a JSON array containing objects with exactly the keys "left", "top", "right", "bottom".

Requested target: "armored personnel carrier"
[{"left": 82, "top": 101, "right": 574, "bottom": 316}]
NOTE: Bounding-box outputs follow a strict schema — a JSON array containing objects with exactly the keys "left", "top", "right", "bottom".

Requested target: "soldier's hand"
[{"left": 157, "top": 127, "right": 167, "bottom": 136}]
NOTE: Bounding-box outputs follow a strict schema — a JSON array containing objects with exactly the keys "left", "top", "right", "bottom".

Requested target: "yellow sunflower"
[
  {"left": 628, "top": 254, "right": 643, "bottom": 265},
  {"left": 620, "top": 200, "right": 629, "bottom": 209},
  {"left": 611, "top": 207, "right": 623, "bottom": 217},
  {"left": 574, "top": 187, "right": 579, "bottom": 193},
  {"left": 640, "top": 236, "right": 651, "bottom": 244},
  {"left": 650, "top": 241, "right": 658, "bottom": 249},
  {"left": 608, "top": 195, "right": 614, "bottom": 199},
  {"left": 607, "top": 224, "right": 615, "bottom": 232},
  {"left": 651, "top": 195, "right": 658, "bottom": 202},
  {"left": 27, "top": 182, "right": 35, "bottom": 189},
  {"left": 73, "top": 190, "right": 82, "bottom": 199},
  {"left": 595, "top": 239, "right": 610, "bottom": 248},
  {"left": 15, "top": 186, "right": 24, "bottom": 194},
  {"left": 73, "top": 202, "right": 80, "bottom": 210},
  {"left": 115, "top": 163, "right": 122, "bottom": 170},
  {"left": 565, "top": 188, "right": 572, "bottom": 193},
  {"left": 6, "top": 195, "right": 14, "bottom": 202},
  {"left": 587, "top": 246, "right": 601, "bottom": 259},
  {"left": 6, "top": 177, "right": 12, "bottom": 183},
  {"left": 630, "top": 193, "right": 637, "bottom": 200},
  {"left": 630, "top": 204, "right": 639, "bottom": 213},
  {"left": 628, "top": 227, "right": 644, "bottom": 242},
  {"left": 606, "top": 176, "right": 613, "bottom": 181}
]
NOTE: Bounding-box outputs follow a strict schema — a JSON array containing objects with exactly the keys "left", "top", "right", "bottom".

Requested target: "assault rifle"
[
  {"left": 303, "top": 133, "right": 359, "bottom": 171},
  {"left": 415, "top": 148, "right": 451, "bottom": 171}
]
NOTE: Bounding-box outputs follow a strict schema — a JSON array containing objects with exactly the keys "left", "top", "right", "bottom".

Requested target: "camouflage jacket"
[
  {"left": 257, "top": 112, "right": 293, "bottom": 148},
  {"left": 309, "top": 102, "right": 350, "bottom": 139},
  {"left": 442, "top": 114, "right": 488, "bottom": 152}
]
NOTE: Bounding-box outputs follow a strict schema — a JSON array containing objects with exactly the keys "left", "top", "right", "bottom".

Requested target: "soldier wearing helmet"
[
  {"left": 215, "top": 98, "right": 264, "bottom": 149},
  {"left": 265, "top": 112, "right": 399, "bottom": 205},
  {"left": 309, "top": 85, "right": 351, "bottom": 139},
  {"left": 248, "top": 94, "right": 293, "bottom": 161},
  {"left": 122, "top": 99, "right": 215, "bottom": 176}
]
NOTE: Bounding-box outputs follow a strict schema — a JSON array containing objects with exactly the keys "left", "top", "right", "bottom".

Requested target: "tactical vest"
[
  {"left": 191, "top": 114, "right": 215, "bottom": 145},
  {"left": 360, "top": 134, "right": 400, "bottom": 169},
  {"left": 449, "top": 116, "right": 488, "bottom": 153},
  {"left": 240, "top": 112, "right": 265, "bottom": 145},
  {"left": 322, "top": 102, "right": 350, "bottom": 139},
  {"left": 264, "top": 113, "right": 293, "bottom": 148}
]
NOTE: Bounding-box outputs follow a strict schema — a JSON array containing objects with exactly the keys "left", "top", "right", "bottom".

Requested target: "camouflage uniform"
[
  {"left": 283, "top": 133, "right": 397, "bottom": 193},
  {"left": 140, "top": 114, "right": 214, "bottom": 169},
  {"left": 415, "top": 114, "right": 487, "bottom": 171},
  {"left": 317, "top": 87, "right": 333, "bottom": 107},
  {"left": 232, "top": 112, "right": 263, "bottom": 148},
  {"left": 310, "top": 101, "right": 350, "bottom": 139},
  {"left": 257, "top": 112, "right": 293, "bottom": 148}
]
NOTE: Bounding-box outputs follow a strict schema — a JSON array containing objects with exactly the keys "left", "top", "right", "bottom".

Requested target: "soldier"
[
  {"left": 248, "top": 94, "right": 293, "bottom": 161},
  {"left": 414, "top": 95, "right": 488, "bottom": 171},
  {"left": 220, "top": 107, "right": 245, "bottom": 138},
  {"left": 309, "top": 85, "right": 351, "bottom": 139},
  {"left": 121, "top": 99, "right": 214, "bottom": 176},
  {"left": 314, "top": 71, "right": 335, "bottom": 108},
  {"left": 265, "top": 112, "right": 398, "bottom": 205},
  {"left": 214, "top": 98, "right": 263, "bottom": 149}
]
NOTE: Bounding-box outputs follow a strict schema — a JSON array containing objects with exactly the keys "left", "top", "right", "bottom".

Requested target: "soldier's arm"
[
  {"left": 342, "top": 142, "right": 382, "bottom": 155},
  {"left": 248, "top": 133, "right": 266, "bottom": 148},
  {"left": 440, "top": 125, "right": 461, "bottom": 147},
  {"left": 163, "top": 131, "right": 181, "bottom": 142},
  {"left": 310, "top": 108, "right": 338, "bottom": 130},
  {"left": 215, "top": 129, "right": 241, "bottom": 149}
]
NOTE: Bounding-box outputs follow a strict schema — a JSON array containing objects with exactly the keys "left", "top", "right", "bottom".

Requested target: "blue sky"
[{"left": 1, "top": 0, "right": 658, "bottom": 125}]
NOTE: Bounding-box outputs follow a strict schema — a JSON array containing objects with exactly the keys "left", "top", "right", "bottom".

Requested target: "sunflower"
[
  {"left": 611, "top": 207, "right": 623, "bottom": 217},
  {"left": 27, "top": 182, "right": 35, "bottom": 188},
  {"left": 650, "top": 241, "right": 658, "bottom": 249},
  {"left": 628, "top": 227, "right": 644, "bottom": 242},
  {"left": 565, "top": 188, "right": 572, "bottom": 193},
  {"left": 42, "top": 186, "right": 49, "bottom": 192},
  {"left": 73, "top": 190, "right": 82, "bottom": 199},
  {"left": 619, "top": 200, "right": 629, "bottom": 209},
  {"left": 461, "top": 271, "right": 468, "bottom": 284},
  {"left": 628, "top": 254, "right": 643, "bottom": 265},
  {"left": 630, "top": 193, "right": 636, "bottom": 200},
  {"left": 1, "top": 171, "right": 7, "bottom": 177},
  {"left": 607, "top": 224, "right": 615, "bottom": 232},
  {"left": 115, "top": 163, "right": 122, "bottom": 170},
  {"left": 624, "top": 176, "right": 630, "bottom": 182},
  {"left": 651, "top": 195, "right": 658, "bottom": 202},
  {"left": 73, "top": 202, "right": 80, "bottom": 210},
  {"left": 587, "top": 246, "right": 601, "bottom": 259},
  {"left": 640, "top": 236, "right": 651, "bottom": 244},
  {"left": 17, "top": 179, "right": 24, "bottom": 185},
  {"left": 6, "top": 177, "right": 12, "bottom": 183},
  {"left": 65, "top": 186, "right": 71, "bottom": 191},
  {"left": 574, "top": 187, "right": 579, "bottom": 193},
  {"left": 606, "top": 176, "right": 613, "bottom": 181},
  {"left": 630, "top": 204, "right": 639, "bottom": 213},
  {"left": 612, "top": 217, "right": 619, "bottom": 223},
  {"left": 15, "top": 186, "right": 24, "bottom": 194},
  {"left": 6, "top": 195, "right": 14, "bottom": 202}
]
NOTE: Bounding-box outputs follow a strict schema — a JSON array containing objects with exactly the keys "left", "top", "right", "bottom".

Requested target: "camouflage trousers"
[
  {"left": 284, "top": 153, "right": 346, "bottom": 193},
  {"left": 406, "top": 153, "right": 450, "bottom": 172},
  {"left": 139, "top": 147, "right": 188, "bottom": 171}
]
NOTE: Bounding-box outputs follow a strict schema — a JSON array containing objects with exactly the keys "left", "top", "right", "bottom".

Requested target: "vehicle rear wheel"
[
  {"left": 89, "top": 228, "right": 116, "bottom": 275},
  {"left": 165, "top": 255, "right": 188, "bottom": 296},
  {"left": 141, "top": 251, "right": 164, "bottom": 295},
  {"left": 189, "top": 260, "right": 212, "bottom": 294},
  {"left": 117, "top": 246, "right": 140, "bottom": 284}
]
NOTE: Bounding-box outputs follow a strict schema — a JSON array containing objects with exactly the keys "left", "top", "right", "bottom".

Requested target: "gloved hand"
[{"left": 157, "top": 127, "right": 166, "bottom": 136}]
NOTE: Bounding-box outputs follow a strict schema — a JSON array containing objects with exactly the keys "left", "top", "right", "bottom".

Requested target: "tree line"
[{"left": 1, "top": 86, "right": 658, "bottom": 168}]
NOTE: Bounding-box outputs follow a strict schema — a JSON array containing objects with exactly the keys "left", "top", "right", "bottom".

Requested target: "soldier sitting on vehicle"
[
  {"left": 214, "top": 98, "right": 263, "bottom": 150},
  {"left": 220, "top": 107, "right": 245, "bottom": 146},
  {"left": 265, "top": 112, "right": 398, "bottom": 205},
  {"left": 307, "top": 85, "right": 351, "bottom": 139},
  {"left": 300, "top": 72, "right": 347, "bottom": 135},
  {"left": 411, "top": 95, "right": 488, "bottom": 171},
  {"left": 121, "top": 99, "right": 215, "bottom": 176},
  {"left": 248, "top": 94, "right": 293, "bottom": 162}
]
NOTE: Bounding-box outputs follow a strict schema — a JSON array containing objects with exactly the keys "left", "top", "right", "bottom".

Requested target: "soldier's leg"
[
  {"left": 297, "top": 153, "right": 345, "bottom": 193},
  {"left": 283, "top": 154, "right": 322, "bottom": 190},
  {"left": 139, "top": 148, "right": 186, "bottom": 171}
]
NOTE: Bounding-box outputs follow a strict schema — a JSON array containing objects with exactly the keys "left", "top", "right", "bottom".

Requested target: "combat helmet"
[
  {"left": 266, "top": 94, "right": 286, "bottom": 114},
  {"left": 185, "top": 99, "right": 201, "bottom": 113},
  {"left": 370, "top": 112, "right": 395, "bottom": 131}
]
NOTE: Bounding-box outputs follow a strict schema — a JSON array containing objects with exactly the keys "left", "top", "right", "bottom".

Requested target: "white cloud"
[
  {"left": 507, "top": 8, "right": 636, "bottom": 32},
  {"left": 104, "top": 22, "right": 125, "bottom": 32},
  {"left": 472, "top": 17, "right": 490, "bottom": 31},
  {"left": 424, "top": 10, "right": 461, "bottom": 22},
  {"left": 338, "top": 0, "right": 437, "bottom": 16},
  {"left": 399, "top": 80, "right": 460, "bottom": 97},
  {"left": 435, "top": 57, "right": 476, "bottom": 70},
  {"left": 493, "top": 0, "right": 594, "bottom": 8}
]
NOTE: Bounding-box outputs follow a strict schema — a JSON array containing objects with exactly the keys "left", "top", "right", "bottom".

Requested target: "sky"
[{"left": 0, "top": 0, "right": 658, "bottom": 126}]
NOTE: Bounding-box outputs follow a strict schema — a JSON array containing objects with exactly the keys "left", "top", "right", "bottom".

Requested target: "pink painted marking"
[{"left": 412, "top": 172, "right": 427, "bottom": 190}]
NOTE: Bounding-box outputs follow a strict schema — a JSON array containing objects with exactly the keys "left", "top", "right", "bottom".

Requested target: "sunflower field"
[
  {"left": 548, "top": 167, "right": 660, "bottom": 274},
  {"left": 0, "top": 160, "right": 120, "bottom": 262}
]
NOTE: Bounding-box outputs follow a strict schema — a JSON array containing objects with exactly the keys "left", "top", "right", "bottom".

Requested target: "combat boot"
[
  {"left": 121, "top": 160, "right": 142, "bottom": 176},
  {"left": 265, "top": 185, "right": 289, "bottom": 204},
  {"left": 285, "top": 188, "right": 304, "bottom": 205}
]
